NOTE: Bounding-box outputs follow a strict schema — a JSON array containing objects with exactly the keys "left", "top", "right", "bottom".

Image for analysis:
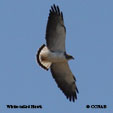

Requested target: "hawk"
[{"left": 36, "top": 4, "right": 78, "bottom": 102}]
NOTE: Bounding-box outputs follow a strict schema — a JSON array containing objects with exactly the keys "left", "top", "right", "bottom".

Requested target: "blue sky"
[{"left": 0, "top": 0, "right": 113, "bottom": 113}]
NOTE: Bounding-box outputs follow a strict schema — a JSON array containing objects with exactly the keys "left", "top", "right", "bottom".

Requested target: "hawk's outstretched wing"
[
  {"left": 46, "top": 4, "right": 66, "bottom": 52},
  {"left": 51, "top": 62, "right": 79, "bottom": 102}
]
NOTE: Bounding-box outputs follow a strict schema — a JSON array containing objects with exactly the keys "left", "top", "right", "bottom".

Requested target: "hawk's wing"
[
  {"left": 51, "top": 62, "right": 79, "bottom": 102},
  {"left": 46, "top": 4, "right": 66, "bottom": 52}
]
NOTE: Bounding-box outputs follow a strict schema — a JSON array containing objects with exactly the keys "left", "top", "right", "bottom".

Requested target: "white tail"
[{"left": 36, "top": 44, "right": 52, "bottom": 70}]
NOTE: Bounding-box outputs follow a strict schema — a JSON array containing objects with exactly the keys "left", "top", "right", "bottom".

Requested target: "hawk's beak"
[{"left": 72, "top": 56, "right": 74, "bottom": 60}]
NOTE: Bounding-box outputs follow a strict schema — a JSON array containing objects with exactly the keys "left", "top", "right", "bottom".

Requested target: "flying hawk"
[{"left": 36, "top": 4, "right": 78, "bottom": 102}]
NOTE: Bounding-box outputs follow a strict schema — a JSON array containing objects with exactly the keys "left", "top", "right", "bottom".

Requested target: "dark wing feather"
[
  {"left": 51, "top": 62, "right": 78, "bottom": 102},
  {"left": 46, "top": 4, "right": 66, "bottom": 52}
]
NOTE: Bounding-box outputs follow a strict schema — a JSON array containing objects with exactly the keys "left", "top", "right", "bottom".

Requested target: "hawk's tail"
[{"left": 36, "top": 44, "right": 52, "bottom": 70}]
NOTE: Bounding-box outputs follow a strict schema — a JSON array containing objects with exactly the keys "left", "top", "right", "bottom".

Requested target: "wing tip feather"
[
  {"left": 66, "top": 91, "right": 78, "bottom": 102},
  {"left": 49, "top": 4, "right": 64, "bottom": 20}
]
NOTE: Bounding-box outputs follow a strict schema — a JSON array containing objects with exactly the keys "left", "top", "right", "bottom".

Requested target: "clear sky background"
[{"left": 0, "top": 0, "right": 113, "bottom": 113}]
